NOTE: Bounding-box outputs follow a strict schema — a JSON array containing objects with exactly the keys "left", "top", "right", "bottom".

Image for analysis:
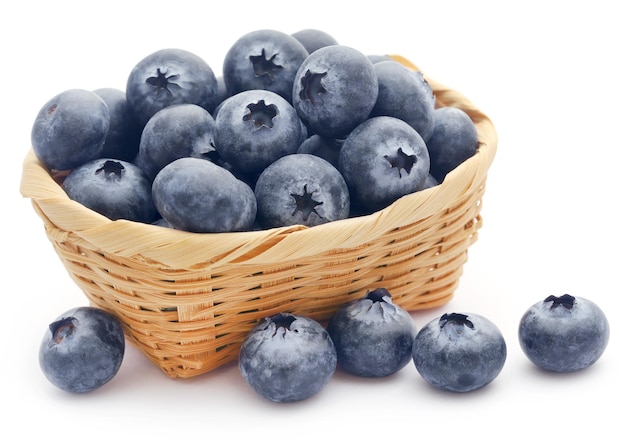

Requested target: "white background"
[{"left": 3, "top": 1, "right": 623, "bottom": 437}]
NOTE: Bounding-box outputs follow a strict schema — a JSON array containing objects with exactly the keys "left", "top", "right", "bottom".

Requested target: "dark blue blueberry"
[
  {"left": 31, "top": 89, "right": 110, "bottom": 172},
  {"left": 238, "top": 312, "right": 337, "bottom": 403},
  {"left": 370, "top": 61, "right": 436, "bottom": 142},
  {"left": 368, "top": 54, "right": 396, "bottom": 64},
  {"left": 134, "top": 103, "right": 217, "bottom": 181},
  {"left": 223, "top": 29, "right": 308, "bottom": 103},
  {"left": 296, "top": 134, "right": 343, "bottom": 169},
  {"left": 412, "top": 312, "right": 507, "bottom": 392},
  {"left": 93, "top": 87, "right": 142, "bottom": 162},
  {"left": 327, "top": 288, "right": 417, "bottom": 377},
  {"left": 338, "top": 116, "right": 430, "bottom": 213},
  {"left": 292, "top": 45, "right": 379, "bottom": 139},
  {"left": 126, "top": 48, "right": 219, "bottom": 127},
  {"left": 419, "top": 173, "right": 440, "bottom": 190},
  {"left": 426, "top": 106, "right": 478, "bottom": 183},
  {"left": 518, "top": 294, "right": 610, "bottom": 372},
  {"left": 214, "top": 89, "right": 304, "bottom": 175},
  {"left": 152, "top": 157, "right": 256, "bottom": 233},
  {"left": 291, "top": 29, "right": 339, "bottom": 54},
  {"left": 39, "top": 306, "right": 125, "bottom": 393},
  {"left": 62, "top": 158, "right": 159, "bottom": 224},
  {"left": 254, "top": 153, "right": 350, "bottom": 228}
]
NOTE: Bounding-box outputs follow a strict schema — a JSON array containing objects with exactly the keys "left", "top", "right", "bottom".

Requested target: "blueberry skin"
[
  {"left": 62, "top": 158, "right": 159, "bottom": 224},
  {"left": 338, "top": 116, "right": 430, "bottom": 213},
  {"left": 239, "top": 313, "right": 337, "bottom": 403},
  {"left": 426, "top": 107, "right": 478, "bottom": 183},
  {"left": 297, "top": 134, "right": 343, "bottom": 169},
  {"left": 39, "top": 307, "right": 125, "bottom": 393},
  {"left": 413, "top": 312, "right": 507, "bottom": 393},
  {"left": 31, "top": 89, "right": 110, "bottom": 172},
  {"left": 291, "top": 29, "right": 339, "bottom": 54},
  {"left": 134, "top": 104, "right": 217, "bottom": 181},
  {"left": 152, "top": 157, "right": 257, "bottom": 233},
  {"left": 214, "top": 89, "right": 304, "bottom": 175},
  {"left": 518, "top": 294, "right": 610, "bottom": 373},
  {"left": 292, "top": 45, "right": 379, "bottom": 139},
  {"left": 327, "top": 288, "right": 417, "bottom": 377},
  {"left": 126, "top": 48, "right": 219, "bottom": 127},
  {"left": 254, "top": 153, "right": 350, "bottom": 228},
  {"left": 370, "top": 61, "right": 436, "bottom": 142},
  {"left": 223, "top": 29, "right": 309, "bottom": 103},
  {"left": 93, "top": 88, "right": 142, "bottom": 162}
]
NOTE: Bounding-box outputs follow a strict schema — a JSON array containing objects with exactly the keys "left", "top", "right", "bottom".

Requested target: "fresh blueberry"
[
  {"left": 292, "top": 45, "right": 379, "bottom": 139},
  {"left": 134, "top": 103, "right": 217, "bottom": 181},
  {"left": 254, "top": 153, "right": 350, "bottom": 228},
  {"left": 214, "top": 89, "right": 304, "bottom": 175},
  {"left": 31, "top": 89, "right": 110, "bottom": 172},
  {"left": 238, "top": 312, "right": 337, "bottom": 403},
  {"left": 518, "top": 294, "right": 610, "bottom": 373},
  {"left": 338, "top": 116, "right": 430, "bottom": 213},
  {"left": 62, "top": 158, "right": 159, "bottom": 224},
  {"left": 93, "top": 87, "right": 142, "bottom": 162},
  {"left": 39, "top": 306, "right": 125, "bottom": 393},
  {"left": 370, "top": 61, "right": 436, "bottom": 142},
  {"left": 152, "top": 157, "right": 256, "bottom": 233},
  {"left": 223, "top": 29, "right": 308, "bottom": 103},
  {"left": 412, "top": 312, "right": 507, "bottom": 392},
  {"left": 296, "top": 134, "right": 343, "bottom": 169},
  {"left": 368, "top": 54, "right": 396, "bottom": 64},
  {"left": 126, "top": 48, "right": 219, "bottom": 127},
  {"left": 291, "top": 28, "right": 339, "bottom": 54},
  {"left": 326, "top": 288, "right": 417, "bottom": 377},
  {"left": 426, "top": 106, "right": 478, "bottom": 183}
]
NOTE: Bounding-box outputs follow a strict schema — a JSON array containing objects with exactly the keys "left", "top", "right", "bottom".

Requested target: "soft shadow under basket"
[{"left": 20, "top": 55, "right": 498, "bottom": 378}]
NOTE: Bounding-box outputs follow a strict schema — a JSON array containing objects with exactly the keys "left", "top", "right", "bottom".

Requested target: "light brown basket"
[{"left": 20, "top": 56, "right": 497, "bottom": 379}]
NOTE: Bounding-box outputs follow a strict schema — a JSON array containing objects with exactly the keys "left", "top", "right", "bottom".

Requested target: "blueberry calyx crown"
[
  {"left": 146, "top": 68, "right": 181, "bottom": 95},
  {"left": 439, "top": 313, "right": 474, "bottom": 330},
  {"left": 365, "top": 288, "right": 392, "bottom": 303},
  {"left": 48, "top": 316, "right": 77, "bottom": 347},
  {"left": 290, "top": 184, "right": 324, "bottom": 221},
  {"left": 268, "top": 313, "right": 297, "bottom": 337},
  {"left": 250, "top": 49, "right": 283, "bottom": 83},
  {"left": 299, "top": 70, "right": 328, "bottom": 105},
  {"left": 384, "top": 148, "right": 417, "bottom": 177},
  {"left": 243, "top": 100, "right": 278, "bottom": 129},
  {"left": 95, "top": 160, "right": 125, "bottom": 181},
  {"left": 544, "top": 294, "right": 576, "bottom": 310}
]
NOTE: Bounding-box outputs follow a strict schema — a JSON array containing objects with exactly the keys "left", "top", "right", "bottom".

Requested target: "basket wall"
[{"left": 20, "top": 56, "right": 498, "bottom": 378}]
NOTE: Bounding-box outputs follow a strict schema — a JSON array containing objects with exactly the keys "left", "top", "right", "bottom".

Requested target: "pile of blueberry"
[
  {"left": 30, "top": 28, "right": 479, "bottom": 232},
  {"left": 39, "top": 290, "right": 610, "bottom": 399}
]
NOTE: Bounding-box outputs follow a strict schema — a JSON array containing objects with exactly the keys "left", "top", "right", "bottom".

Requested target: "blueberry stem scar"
[
  {"left": 439, "top": 313, "right": 475, "bottom": 330},
  {"left": 544, "top": 294, "right": 576, "bottom": 310}
]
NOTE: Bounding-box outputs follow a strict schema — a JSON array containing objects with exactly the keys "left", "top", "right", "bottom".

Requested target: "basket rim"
[{"left": 20, "top": 56, "right": 498, "bottom": 270}]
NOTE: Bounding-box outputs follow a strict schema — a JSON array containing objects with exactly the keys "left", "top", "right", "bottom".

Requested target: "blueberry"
[
  {"left": 327, "top": 288, "right": 417, "bottom": 377},
  {"left": 31, "top": 89, "right": 110, "bottom": 172},
  {"left": 412, "top": 312, "right": 507, "bottom": 392},
  {"left": 134, "top": 103, "right": 217, "bottom": 181},
  {"left": 518, "top": 294, "right": 610, "bottom": 372},
  {"left": 223, "top": 29, "right": 308, "bottom": 103},
  {"left": 368, "top": 54, "right": 396, "bottom": 64},
  {"left": 254, "top": 153, "right": 350, "bottom": 228},
  {"left": 291, "top": 29, "right": 339, "bottom": 54},
  {"left": 62, "top": 158, "right": 159, "bottom": 224},
  {"left": 296, "top": 134, "right": 343, "bottom": 169},
  {"left": 338, "top": 116, "right": 430, "bottom": 213},
  {"left": 292, "top": 45, "right": 379, "bottom": 139},
  {"left": 419, "top": 173, "right": 440, "bottom": 190},
  {"left": 214, "top": 89, "right": 304, "bottom": 175},
  {"left": 39, "top": 306, "right": 125, "bottom": 393},
  {"left": 426, "top": 106, "right": 478, "bottom": 183},
  {"left": 152, "top": 157, "right": 256, "bottom": 233},
  {"left": 370, "top": 61, "right": 436, "bottom": 142},
  {"left": 93, "top": 87, "right": 142, "bottom": 162},
  {"left": 238, "top": 312, "right": 337, "bottom": 403},
  {"left": 126, "top": 48, "right": 219, "bottom": 127}
]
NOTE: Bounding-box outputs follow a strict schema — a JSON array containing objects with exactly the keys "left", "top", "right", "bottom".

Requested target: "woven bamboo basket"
[{"left": 20, "top": 55, "right": 497, "bottom": 379}]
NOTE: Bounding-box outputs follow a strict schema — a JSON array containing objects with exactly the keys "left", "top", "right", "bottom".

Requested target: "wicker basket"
[{"left": 20, "top": 55, "right": 497, "bottom": 379}]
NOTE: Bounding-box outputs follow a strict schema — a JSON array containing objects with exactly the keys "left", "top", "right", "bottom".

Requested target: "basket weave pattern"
[{"left": 21, "top": 56, "right": 497, "bottom": 378}]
